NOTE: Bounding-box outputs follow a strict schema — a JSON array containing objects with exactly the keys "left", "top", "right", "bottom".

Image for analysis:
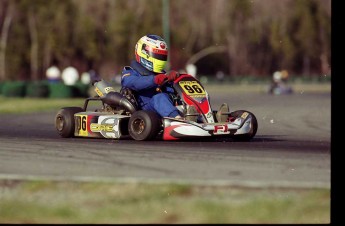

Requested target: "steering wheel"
[{"left": 156, "top": 78, "right": 173, "bottom": 93}]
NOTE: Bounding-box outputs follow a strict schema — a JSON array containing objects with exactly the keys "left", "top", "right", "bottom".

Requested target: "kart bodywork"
[{"left": 55, "top": 74, "right": 258, "bottom": 141}]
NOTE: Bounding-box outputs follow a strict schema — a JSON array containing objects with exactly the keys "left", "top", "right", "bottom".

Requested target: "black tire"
[
  {"left": 128, "top": 110, "right": 162, "bottom": 141},
  {"left": 55, "top": 107, "right": 83, "bottom": 138},
  {"left": 230, "top": 110, "right": 258, "bottom": 141}
]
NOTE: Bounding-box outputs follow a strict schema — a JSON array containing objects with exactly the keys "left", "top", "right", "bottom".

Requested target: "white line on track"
[{"left": 0, "top": 174, "right": 330, "bottom": 189}]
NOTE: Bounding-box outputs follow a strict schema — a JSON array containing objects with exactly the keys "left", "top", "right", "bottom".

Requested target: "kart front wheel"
[
  {"left": 230, "top": 110, "right": 258, "bottom": 141},
  {"left": 128, "top": 110, "right": 162, "bottom": 141},
  {"left": 55, "top": 107, "right": 83, "bottom": 138}
]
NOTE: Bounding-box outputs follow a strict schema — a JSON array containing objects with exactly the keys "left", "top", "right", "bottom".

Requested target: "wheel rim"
[
  {"left": 56, "top": 115, "right": 64, "bottom": 131},
  {"left": 132, "top": 118, "right": 145, "bottom": 134}
]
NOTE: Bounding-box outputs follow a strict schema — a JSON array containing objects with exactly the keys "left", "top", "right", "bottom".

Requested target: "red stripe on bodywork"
[
  {"left": 197, "top": 98, "right": 210, "bottom": 114},
  {"left": 182, "top": 92, "right": 210, "bottom": 114},
  {"left": 163, "top": 125, "right": 181, "bottom": 140},
  {"left": 87, "top": 115, "right": 93, "bottom": 133},
  {"left": 174, "top": 74, "right": 189, "bottom": 83}
]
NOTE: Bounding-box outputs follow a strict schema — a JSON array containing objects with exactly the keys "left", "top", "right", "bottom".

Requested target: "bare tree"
[
  {"left": 28, "top": 11, "right": 39, "bottom": 81},
  {"left": 0, "top": 1, "right": 14, "bottom": 81}
]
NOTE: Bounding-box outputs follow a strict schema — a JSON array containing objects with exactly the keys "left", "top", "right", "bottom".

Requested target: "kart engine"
[{"left": 93, "top": 80, "right": 137, "bottom": 114}]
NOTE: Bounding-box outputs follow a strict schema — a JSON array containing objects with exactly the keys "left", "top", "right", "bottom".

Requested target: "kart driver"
[
  {"left": 121, "top": 34, "right": 229, "bottom": 122},
  {"left": 121, "top": 34, "right": 184, "bottom": 119}
]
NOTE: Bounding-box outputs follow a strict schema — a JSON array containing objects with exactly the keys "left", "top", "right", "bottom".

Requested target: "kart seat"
[{"left": 120, "top": 87, "right": 140, "bottom": 111}]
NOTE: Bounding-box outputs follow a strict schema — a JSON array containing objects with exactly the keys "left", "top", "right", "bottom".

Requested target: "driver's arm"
[{"left": 121, "top": 69, "right": 157, "bottom": 91}]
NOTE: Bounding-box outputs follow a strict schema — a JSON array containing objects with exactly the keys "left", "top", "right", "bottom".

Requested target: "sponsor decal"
[
  {"left": 140, "top": 58, "right": 153, "bottom": 71},
  {"left": 152, "top": 48, "right": 168, "bottom": 55},
  {"left": 184, "top": 94, "right": 205, "bottom": 98},
  {"left": 95, "top": 87, "right": 104, "bottom": 97},
  {"left": 206, "top": 112, "right": 215, "bottom": 123},
  {"left": 160, "top": 42, "right": 166, "bottom": 49},
  {"left": 241, "top": 112, "right": 249, "bottom": 119},
  {"left": 104, "top": 87, "right": 115, "bottom": 93},
  {"left": 90, "top": 123, "right": 113, "bottom": 132},
  {"left": 96, "top": 117, "right": 121, "bottom": 138},
  {"left": 214, "top": 124, "right": 230, "bottom": 134},
  {"left": 95, "top": 86, "right": 115, "bottom": 97},
  {"left": 145, "top": 38, "right": 157, "bottom": 45}
]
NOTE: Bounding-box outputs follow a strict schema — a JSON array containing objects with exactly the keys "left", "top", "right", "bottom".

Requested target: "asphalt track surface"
[{"left": 0, "top": 89, "right": 330, "bottom": 189}]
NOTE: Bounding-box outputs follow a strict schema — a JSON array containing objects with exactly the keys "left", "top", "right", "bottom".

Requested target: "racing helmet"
[
  {"left": 273, "top": 71, "right": 282, "bottom": 82},
  {"left": 135, "top": 34, "right": 168, "bottom": 73}
]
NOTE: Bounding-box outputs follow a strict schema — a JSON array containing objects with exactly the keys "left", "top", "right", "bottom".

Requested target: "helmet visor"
[{"left": 142, "top": 44, "right": 168, "bottom": 61}]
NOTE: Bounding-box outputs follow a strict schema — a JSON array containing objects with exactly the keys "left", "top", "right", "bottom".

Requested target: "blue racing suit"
[{"left": 121, "top": 60, "right": 180, "bottom": 118}]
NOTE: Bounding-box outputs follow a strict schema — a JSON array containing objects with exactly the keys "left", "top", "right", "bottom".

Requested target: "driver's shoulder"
[{"left": 121, "top": 66, "right": 137, "bottom": 80}]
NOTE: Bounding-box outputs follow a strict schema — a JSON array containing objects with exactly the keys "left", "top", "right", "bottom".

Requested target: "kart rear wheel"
[
  {"left": 128, "top": 110, "right": 162, "bottom": 141},
  {"left": 55, "top": 107, "right": 83, "bottom": 138},
  {"left": 230, "top": 110, "right": 258, "bottom": 141}
]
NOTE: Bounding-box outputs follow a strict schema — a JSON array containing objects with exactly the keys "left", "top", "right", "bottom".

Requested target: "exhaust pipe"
[
  {"left": 93, "top": 79, "right": 137, "bottom": 113},
  {"left": 102, "top": 92, "right": 137, "bottom": 113}
]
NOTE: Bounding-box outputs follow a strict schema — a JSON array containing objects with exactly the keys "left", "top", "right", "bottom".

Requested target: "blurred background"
[{"left": 0, "top": 0, "right": 331, "bottom": 98}]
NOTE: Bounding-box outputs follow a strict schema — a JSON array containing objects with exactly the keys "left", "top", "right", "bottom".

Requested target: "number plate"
[
  {"left": 179, "top": 81, "right": 206, "bottom": 97},
  {"left": 76, "top": 114, "right": 89, "bottom": 136}
]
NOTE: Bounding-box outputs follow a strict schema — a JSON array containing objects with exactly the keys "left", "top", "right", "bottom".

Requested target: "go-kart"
[
  {"left": 268, "top": 82, "right": 293, "bottom": 95},
  {"left": 55, "top": 74, "right": 258, "bottom": 141}
]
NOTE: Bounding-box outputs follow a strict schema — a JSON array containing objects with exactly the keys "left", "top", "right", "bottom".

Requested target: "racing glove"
[
  {"left": 154, "top": 71, "right": 180, "bottom": 85},
  {"left": 166, "top": 70, "right": 180, "bottom": 82},
  {"left": 154, "top": 74, "right": 168, "bottom": 85}
]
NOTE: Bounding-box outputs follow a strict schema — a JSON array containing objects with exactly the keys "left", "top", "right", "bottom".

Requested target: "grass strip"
[
  {"left": 0, "top": 97, "right": 85, "bottom": 114},
  {"left": 0, "top": 83, "right": 330, "bottom": 114},
  {"left": 0, "top": 179, "right": 330, "bottom": 224}
]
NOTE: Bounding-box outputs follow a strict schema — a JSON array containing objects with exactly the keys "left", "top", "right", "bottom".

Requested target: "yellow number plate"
[
  {"left": 179, "top": 81, "right": 206, "bottom": 96},
  {"left": 76, "top": 114, "right": 88, "bottom": 136}
]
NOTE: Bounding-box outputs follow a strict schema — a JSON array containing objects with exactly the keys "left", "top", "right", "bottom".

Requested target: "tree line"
[{"left": 0, "top": 0, "right": 331, "bottom": 81}]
